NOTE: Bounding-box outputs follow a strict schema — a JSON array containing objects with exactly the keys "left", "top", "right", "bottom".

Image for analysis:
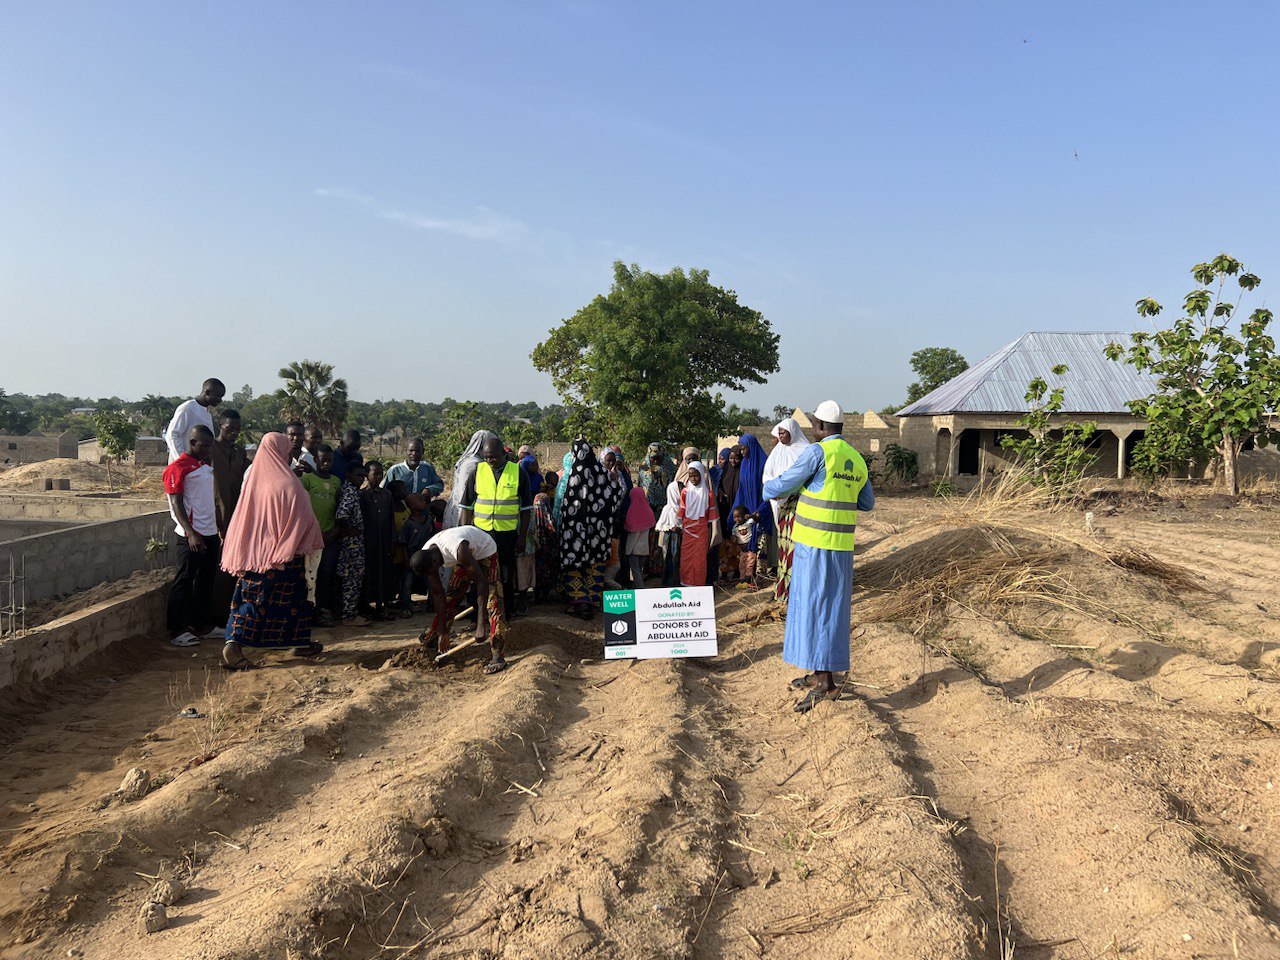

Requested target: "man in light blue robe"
[{"left": 762, "top": 410, "right": 874, "bottom": 712}]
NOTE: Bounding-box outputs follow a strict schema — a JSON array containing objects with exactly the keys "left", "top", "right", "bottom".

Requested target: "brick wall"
[
  {"left": 4, "top": 511, "right": 171, "bottom": 604},
  {"left": 0, "top": 493, "right": 163, "bottom": 521},
  {"left": 0, "top": 582, "right": 165, "bottom": 693}
]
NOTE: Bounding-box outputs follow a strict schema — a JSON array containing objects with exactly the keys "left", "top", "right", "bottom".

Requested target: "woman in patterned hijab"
[{"left": 558, "top": 439, "right": 622, "bottom": 619}]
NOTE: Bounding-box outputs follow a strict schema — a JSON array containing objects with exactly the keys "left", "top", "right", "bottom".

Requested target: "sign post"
[{"left": 603, "top": 586, "right": 718, "bottom": 660}]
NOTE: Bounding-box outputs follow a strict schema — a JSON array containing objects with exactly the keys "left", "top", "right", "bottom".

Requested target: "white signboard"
[{"left": 603, "top": 586, "right": 718, "bottom": 660}]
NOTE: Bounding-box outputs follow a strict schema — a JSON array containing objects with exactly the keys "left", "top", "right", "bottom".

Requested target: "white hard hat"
[{"left": 813, "top": 400, "right": 843, "bottom": 423}]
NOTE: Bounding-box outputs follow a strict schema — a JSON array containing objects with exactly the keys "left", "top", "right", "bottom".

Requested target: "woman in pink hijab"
[
  {"left": 219, "top": 432, "right": 326, "bottom": 669},
  {"left": 622, "top": 486, "right": 656, "bottom": 587}
]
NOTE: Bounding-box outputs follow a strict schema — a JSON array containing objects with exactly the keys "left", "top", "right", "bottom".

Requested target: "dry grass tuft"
[{"left": 854, "top": 469, "right": 1210, "bottom": 639}]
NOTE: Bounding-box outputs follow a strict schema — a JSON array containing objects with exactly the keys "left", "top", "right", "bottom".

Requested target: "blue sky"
[{"left": 2, "top": 1, "right": 1276, "bottom": 414}]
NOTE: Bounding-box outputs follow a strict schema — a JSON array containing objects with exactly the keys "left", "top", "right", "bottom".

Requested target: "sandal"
[
  {"left": 789, "top": 674, "right": 816, "bottom": 690},
  {"left": 221, "top": 656, "right": 255, "bottom": 672},
  {"left": 793, "top": 687, "right": 838, "bottom": 714},
  {"left": 483, "top": 656, "right": 508, "bottom": 675},
  {"left": 292, "top": 642, "right": 324, "bottom": 657}
]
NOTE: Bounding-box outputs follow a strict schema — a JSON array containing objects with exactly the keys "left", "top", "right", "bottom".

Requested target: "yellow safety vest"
[
  {"left": 474, "top": 461, "right": 521, "bottom": 532},
  {"left": 792, "top": 437, "right": 867, "bottom": 552}
]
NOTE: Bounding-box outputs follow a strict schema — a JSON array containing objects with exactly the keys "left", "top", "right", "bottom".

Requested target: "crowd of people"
[{"left": 160, "top": 379, "right": 873, "bottom": 711}]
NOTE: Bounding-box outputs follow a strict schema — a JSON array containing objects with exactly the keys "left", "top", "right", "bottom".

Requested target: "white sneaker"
[
  {"left": 170, "top": 632, "right": 200, "bottom": 647},
  {"left": 203, "top": 626, "right": 227, "bottom": 640}
]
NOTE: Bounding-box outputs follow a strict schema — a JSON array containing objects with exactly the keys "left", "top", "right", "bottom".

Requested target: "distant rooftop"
[{"left": 897, "top": 332, "right": 1159, "bottom": 416}]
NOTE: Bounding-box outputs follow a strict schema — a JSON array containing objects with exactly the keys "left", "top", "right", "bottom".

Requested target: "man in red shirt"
[{"left": 164, "top": 424, "right": 221, "bottom": 647}]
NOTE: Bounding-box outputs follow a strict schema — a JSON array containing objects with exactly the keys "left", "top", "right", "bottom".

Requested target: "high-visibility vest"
[
  {"left": 792, "top": 436, "right": 867, "bottom": 552},
  {"left": 474, "top": 461, "right": 521, "bottom": 532}
]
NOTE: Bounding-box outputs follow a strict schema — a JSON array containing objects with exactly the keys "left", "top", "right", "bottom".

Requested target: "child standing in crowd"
[
  {"left": 360, "top": 460, "right": 395, "bottom": 620},
  {"left": 397, "top": 484, "right": 434, "bottom": 612},
  {"left": 731, "top": 505, "right": 759, "bottom": 589},
  {"left": 301, "top": 444, "right": 341, "bottom": 626},
  {"left": 335, "top": 462, "right": 369, "bottom": 624},
  {"left": 623, "top": 486, "right": 655, "bottom": 588}
]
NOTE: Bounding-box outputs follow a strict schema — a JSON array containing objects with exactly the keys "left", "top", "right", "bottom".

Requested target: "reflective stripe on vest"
[
  {"left": 474, "top": 461, "right": 520, "bottom": 532},
  {"left": 792, "top": 437, "right": 866, "bottom": 552}
]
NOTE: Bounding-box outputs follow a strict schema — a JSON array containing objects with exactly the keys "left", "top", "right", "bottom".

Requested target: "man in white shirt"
[
  {"left": 163, "top": 424, "right": 222, "bottom": 647},
  {"left": 409, "top": 525, "right": 509, "bottom": 674},
  {"left": 164, "top": 379, "right": 225, "bottom": 462}
]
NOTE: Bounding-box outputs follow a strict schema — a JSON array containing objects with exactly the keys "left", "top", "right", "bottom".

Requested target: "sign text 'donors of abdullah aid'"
[{"left": 602, "top": 587, "right": 718, "bottom": 660}]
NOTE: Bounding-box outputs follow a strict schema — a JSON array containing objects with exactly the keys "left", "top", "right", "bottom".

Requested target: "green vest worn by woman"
[
  {"left": 474, "top": 461, "right": 521, "bottom": 532},
  {"left": 792, "top": 436, "right": 867, "bottom": 552}
]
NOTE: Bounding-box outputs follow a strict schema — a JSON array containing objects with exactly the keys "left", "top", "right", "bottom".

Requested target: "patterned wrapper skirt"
[
  {"left": 227, "top": 558, "right": 313, "bottom": 648},
  {"left": 430, "top": 554, "right": 503, "bottom": 641},
  {"left": 775, "top": 499, "right": 798, "bottom": 604},
  {"left": 565, "top": 564, "right": 605, "bottom": 606}
]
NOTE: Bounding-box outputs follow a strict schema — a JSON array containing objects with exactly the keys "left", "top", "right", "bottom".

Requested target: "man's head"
[
  {"left": 517, "top": 444, "right": 534, "bottom": 459},
  {"left": 483, "top": 437, "right": 507, "bottom": 473},
  {"left": 218, "top": 409, "right": 241, "bottom": 444},
  {"left": 409, "top": 545, "right": 443, "bottom": 579},
  {"left": 188, "top": 424, "right": 214, "bottom": 463},
  {"left": 197, "top": 379, "right": 225, "bottom": 408},
  {"left": 406, "top": 438, "right": 424, "bottom": 468},
  {"left": 733, "top": 505, "right": 749, "bottom": 524},
  {"left": 366, "top": 460, "right": 385, "bottom": 487},
  {"left": 341, "top": 429, "right": 361, "bottom": 454},
  {"left": 285, "top": 420, "right": 305, "bottom": 457},
  {"left": 811, "top": 401, "right": 843, "bottom": 440},
  {"left": 346, "top": 463, "right": 367, "bottom": 488},
  {"left": 304, "top": 425, "right": 323, "bottom": 452},
  {"left": 315, "top": 443, "right": 334, "bottom": 475}
]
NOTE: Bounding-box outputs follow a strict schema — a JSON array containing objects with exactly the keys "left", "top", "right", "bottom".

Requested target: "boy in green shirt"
[{"left": 301, "top": 444, "right": 342, "bottom": 625}]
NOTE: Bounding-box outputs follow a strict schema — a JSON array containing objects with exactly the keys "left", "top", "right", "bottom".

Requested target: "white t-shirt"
[
  {"left": 167, "top": 463, "right": 218, "bottom": 537},
  {"left": 425, "top": 526, "right": 497, "bottom": 567},
  {"left": 164, "top": 399, "right": 215, "bottom": 462}
]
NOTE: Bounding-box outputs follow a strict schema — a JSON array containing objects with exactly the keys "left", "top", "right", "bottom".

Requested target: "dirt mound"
[
  {"left": 0, "top": 458, "right": 111, "bottom": 490},
  {"left": 23, "top": 568, "right": 171, "bottom": 629},
  {"left": 855, "top": 521, "right": 1207, "bottom": 643}
]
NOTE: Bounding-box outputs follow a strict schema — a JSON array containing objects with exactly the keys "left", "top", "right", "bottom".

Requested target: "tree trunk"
[{"left": 1221, "top": 433, "right": 1240, "bottom": 496}]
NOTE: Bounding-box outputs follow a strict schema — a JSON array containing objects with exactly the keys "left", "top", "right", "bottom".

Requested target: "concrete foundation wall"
[
  {"left": 0, "top": 518, "right": 77, "bottom": 542},
  {"left": 3, "top": 511, "right": 171, "bottom": 604},
  {"left": 0, "top": 582, "right": 165, "bottom": 694},
  {"left": 0, "top": 493, "right": 163, "bottom": 521}
]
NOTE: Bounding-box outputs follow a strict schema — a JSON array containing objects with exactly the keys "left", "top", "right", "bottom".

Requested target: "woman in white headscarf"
[
  {"left": 763, "top": 417, "right": 810, "bottom": 605},
  {"left": 677, "top": 461, "right": 721, "bottom": 587},
  {"left": 443, "top": 430, "right": 498, "bottom": 529}
]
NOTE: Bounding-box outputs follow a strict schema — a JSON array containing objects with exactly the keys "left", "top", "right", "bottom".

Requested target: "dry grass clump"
[{"left": 855, "top": 472, "right": 1211, "bottom": 637}]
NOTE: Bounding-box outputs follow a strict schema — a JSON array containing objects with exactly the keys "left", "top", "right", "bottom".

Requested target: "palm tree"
[
  {"left": 137, "top": 394, "right": 172, "bottom": 436},
  {"left": 277, "top": 360, "right": 349, "bottom": 437}
]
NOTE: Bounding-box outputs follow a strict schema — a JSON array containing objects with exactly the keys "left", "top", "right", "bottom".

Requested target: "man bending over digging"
[{"left": 409, "top": 524, "right": 508, "bottom": 674}]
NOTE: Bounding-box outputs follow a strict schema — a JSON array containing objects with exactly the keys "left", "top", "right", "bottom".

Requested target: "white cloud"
[{"left": 314, "top": 187, "right": 529, "bottom": 244}]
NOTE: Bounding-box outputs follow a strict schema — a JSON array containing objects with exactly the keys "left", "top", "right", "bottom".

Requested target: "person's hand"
[{"left": 187, "top": 532, "right": 205, "bottom": 553}]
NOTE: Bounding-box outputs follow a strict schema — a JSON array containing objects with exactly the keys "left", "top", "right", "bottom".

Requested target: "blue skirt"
[
  {"left": 226, "top": 558, "right": 313, "bottom": 648},
  {"left": 782, "top": 543, "right": 853, "bottom": 672}
]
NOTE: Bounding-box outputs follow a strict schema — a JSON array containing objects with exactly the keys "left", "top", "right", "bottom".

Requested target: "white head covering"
[
  {"left": 681, "top": 462, "right": 710, "bottom": 521},
  {"left": 656, "top": 480, "right": 682, "bottom": 531},
  {"left": 444, "top": 430, "right": 498, "bottom": 528},
  {"left": 763, "top": 417, "right": 812, "bottom": 488}
]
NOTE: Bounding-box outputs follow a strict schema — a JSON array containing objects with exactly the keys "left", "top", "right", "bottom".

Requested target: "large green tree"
[
  {"left": 904, "top": 347, "right": 968, "bottom": 406},
  {"left": 532, "top": 262, "right": 779, "bottom": 453},
  {"left": 276, "top": 360, "right": 349, "bottom": 438}
]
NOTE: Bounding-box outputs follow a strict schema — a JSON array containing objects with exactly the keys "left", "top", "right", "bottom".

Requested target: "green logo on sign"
[
  {"left": 669, "top": 588, "right": 683, "bottom": 600},
  {"left": 602, "top": 590, "right": 636, "bottom": 614}
]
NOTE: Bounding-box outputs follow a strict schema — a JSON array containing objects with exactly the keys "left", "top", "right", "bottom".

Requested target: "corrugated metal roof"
[{"left": 897, "top": 332, "right": 1159, "bottom": 416}]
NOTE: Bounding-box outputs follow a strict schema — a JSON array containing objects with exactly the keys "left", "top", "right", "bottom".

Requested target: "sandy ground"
[
  {"left": 0, "top": 459, "right": 165, "bottom": 497},
  {"left": 2, "top": 490, "right": 1280, "bottom": 958}
]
